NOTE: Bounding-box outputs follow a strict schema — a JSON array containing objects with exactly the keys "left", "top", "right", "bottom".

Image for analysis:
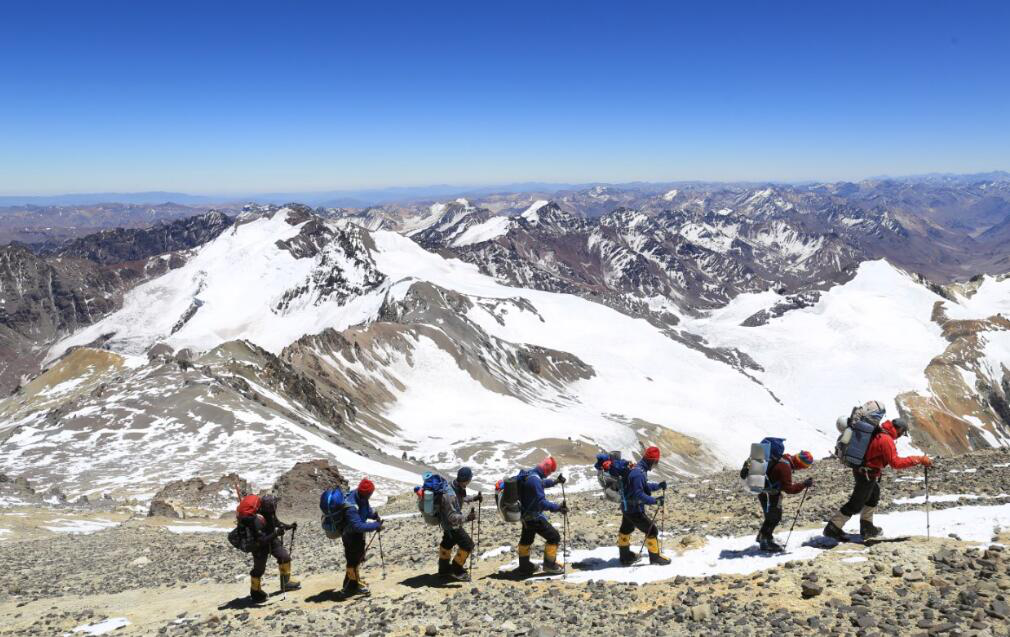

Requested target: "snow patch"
[{"left": 72, "top": 617, "right": 131, "bottom": 635}]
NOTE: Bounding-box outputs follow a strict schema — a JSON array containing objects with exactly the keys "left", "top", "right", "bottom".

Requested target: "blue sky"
[{"left": 1, "top": 1, "right": 1008, "bottom": 195}]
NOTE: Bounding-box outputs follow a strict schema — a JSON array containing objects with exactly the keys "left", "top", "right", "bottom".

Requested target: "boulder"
[{"left": 270, "top": 459, "right": 348, "bottom": 516}]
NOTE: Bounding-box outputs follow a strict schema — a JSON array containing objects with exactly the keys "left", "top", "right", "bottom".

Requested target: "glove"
[
  {"left": 376, "top": 519, "right": 384, "bottom": 530},
  {"left": 374, "top": 514, "right": 382, "bottom": 524},
  {"left": 656, "top": 496, "right": 665, "bottom": 507},
  {"left": 920, "top": 456, "right": 933, "bottom": 468},
  {"left": 558, "top": 501, "right": 569, "bottom": 515},
  {"left": 475, "top": 492, "right": 483, "bottom": 503},
  {"left": 557, "top": 474, "right": 567, "bottom": 485},
  {"left": 802, "top": 478, "right": 814, "bottom": 489},
  {"left": 466, "top": 509, "right": 476, "bottom": 522},
  {"left": 658, "top": 481, "right": 668, "bottom": 490},
  {"left": 284, "top": 522, "right": 298, "bottom": 531}
]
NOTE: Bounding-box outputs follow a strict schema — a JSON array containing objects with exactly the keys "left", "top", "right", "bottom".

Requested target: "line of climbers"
[{"left": 227, "top": 400, "right": 935, "bottom": 602}]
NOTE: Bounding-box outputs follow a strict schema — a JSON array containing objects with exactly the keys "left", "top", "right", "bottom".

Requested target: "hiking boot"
[
  {"left": 541, "top": 560, "right": 564, "bottom": 575},
  {"left": 618, "top": 545, "right": 639, "bottom": 566},
  {"left": 646, "top": 537, "right": 671, "bottom": 565},
  {"left": 449, "top": 559, "right": 470, "bottom": 582},
  {"left": 823, "top": 521, "right": 846, "bottom": 540},
  {"left": 759, "top": 537, "right": 784, "bottom": 553},
  {"left": 860, "top": 521, "right": 882, "bottom": 540},
  {"left": 437, "top": 558, "right": 451, "bottom": 579},
  {"left": 249, "top": 576, "right": 268, "bottom": 603},
  {"left": 517, "top": 555, "right": 537, "bottom": 576}
]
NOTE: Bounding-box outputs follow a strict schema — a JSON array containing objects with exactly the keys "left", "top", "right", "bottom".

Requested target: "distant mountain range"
[
  {"left": 2, "top": 171, "right": 1007, "bottom": 207},
  {"left": 2, "top": 176, "right": 1010, "bottom": 500}
]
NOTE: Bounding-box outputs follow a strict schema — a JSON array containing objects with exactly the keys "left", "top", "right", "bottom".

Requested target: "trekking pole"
[
  {"left": 561, "top": 481, "right": 568, "bottom": 579},
  {"left": 924, "top": 465, "right": 931, "bottom": 540},
  {"left": 784, "top": 486, "right": 809, "bottom": 551},
  {"left": 659, "top": 486, "right": 667, "bottom": 553},
  {"left": 377, "top": 528, "right": 387, "bottom": 579},
  {"left": 476, "top": 500, "right": 482, "bottom": 574},
  {"left": 636, "top": 502, "right": 663, "bottom": 561},
  {"left": 469, "top": 512, "right": 475, "bottom": 580},
  {"left": 289, "top": 525, "right": 297, "bottom": 558}
]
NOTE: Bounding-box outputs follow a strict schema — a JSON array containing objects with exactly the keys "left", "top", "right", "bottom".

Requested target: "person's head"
[
  {"left": 260, "top": 494, "right": 279, "bottom": 514},
  {"left": 790, "top": 451, "right": 814, "bottom": 471},
  {"left": 456, "top": 466, "right": 473, "bottom": 487},
  {"left": 642, "top": 445, "right": 661, "bottom": 469},
  {"left": 537, "top": 456, "right": 558, "bottom": 477},
  {"left": 357, "top": 478, "right": 375, "bottom": 499},
  {"left": 891, "top": 417, "right": 909, "bottom": 438}
]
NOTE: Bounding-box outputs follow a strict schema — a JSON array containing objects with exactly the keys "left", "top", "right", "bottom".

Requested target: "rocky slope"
[{"left": 3, "top": 449, "right": 1010, "bottom": 636}]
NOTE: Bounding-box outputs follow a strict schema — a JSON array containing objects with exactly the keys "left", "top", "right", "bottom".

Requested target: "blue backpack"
[
  {"left": 319, "top": 487, "right": 349, "bottom": 539},
  {"left": 415, "top": 472, "right": 450, "bottom": 526}
]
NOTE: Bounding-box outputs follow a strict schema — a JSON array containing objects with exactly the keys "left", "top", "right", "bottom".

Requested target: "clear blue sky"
[{"left": 1, "top": 1, "right": 1008, "bottom": 195}]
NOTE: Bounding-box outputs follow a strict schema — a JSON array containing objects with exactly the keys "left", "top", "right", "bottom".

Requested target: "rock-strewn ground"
[{"left": 3, "top": 449, "right": 1010, "bottom": 636}]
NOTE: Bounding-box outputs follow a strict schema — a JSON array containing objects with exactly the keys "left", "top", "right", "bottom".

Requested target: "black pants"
[
  {"left": 251, "top": 536, "right": 290, "bottom": 577},
  {"left": 519, "top": 517, "right": 560, "bottom": 546},
  {"left": 619, "top": 511, "right": 658, "bottom": 538},
  {"left": 840, "top": 470, "right": 881, "bottom": 516},
  {"left": 440, "top": 527, "right": 474, "bottom": 552},
  {"left": 342, "top": 532, "right": 366, "bottom": 568},
  {"left": 757, "top": 493, "right": 782, "bottom": 538}
]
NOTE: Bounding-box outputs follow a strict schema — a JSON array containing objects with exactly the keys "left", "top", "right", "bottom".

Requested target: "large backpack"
[
  {"left": 414, "top": 472, "right": 450, "bottom": 526},
  {"left": 740, "top": 437, "right": 786, "bottom": 494},
  {"left": 594, "top": 451, "right": 628, "bottom": 503},
  {"left": 835, "top": 402, "right": 885, "bottom": 468},
  {"left": 227, "top": 521, "right": 257, "bottom": 553},
  {"left": 319, "top": 487, "right": 350, "bottom": 539},
  {"left": 495, "top": 471, "right": 526, "bottom": 524}
]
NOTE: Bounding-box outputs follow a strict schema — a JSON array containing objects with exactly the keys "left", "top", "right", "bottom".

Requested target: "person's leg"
[
  {"left": 634, "top": 511, "right": 670, "bottom": 564},
  {"left": 760, "top": 494, "right": 784, "bottom": 551},
  {"left": 438, "top": 531, "right": 455, "bottom": 577},
  {"left": 342, "top": 533, "right": 368, "bottom": 594},
  {"left": 860, "top": 479, "right": 883, "bottom": 538},
  {"left": 272, "top": 538, "right": 299, "bottom": 591},
  {"left": 517, "top": 522, "right": 536, "bottom": 574},
  {"left": 537, "top": 519, "right": 563, "bottom": 573},
  {"left": 617, "top": 514, "right": 637, "bottom": 565},
  {"left": 449, "top": 528, "right": 475, "bottom": 580},
  {"left": 825, "top": 471, "right": 873, "bottom": 538},
  {"left": 249, "top": 550, "right": 268, "bottom": 602}
]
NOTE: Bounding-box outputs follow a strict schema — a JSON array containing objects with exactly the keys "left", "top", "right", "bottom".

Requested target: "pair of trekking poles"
[{"left": 362, "top": 526, "right": 387, "bottom": 579}]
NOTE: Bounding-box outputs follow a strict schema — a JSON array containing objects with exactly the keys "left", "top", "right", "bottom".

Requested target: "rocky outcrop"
[
  {"left": 269, "top": 459, "right": 349, "bottom": 515},
  {"left": 49, "top": 211, "right": 233, "bottom": 264},
  {"left": 147, "top": 473, "right": 249, "bottom": 519}
]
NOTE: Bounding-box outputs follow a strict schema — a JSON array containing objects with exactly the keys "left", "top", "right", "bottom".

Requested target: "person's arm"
[
  {"left": 884, "top": 436, "right": 929, "bottom": 470},
  {"left": 347, "top": 506, "right": 380, "bottom": 533},
  {"left": 630, "top": 473, "right": 657, "bottom": 506},
  {"left": 441, "top": 494, "right": 464, "bottom": 527},
  {"left": 774, "top": 463, "right": 805, "bottom": 495},
  {"left": 542, "top": 478, "right": 557, "bottom": 489},
  {"left": 533, "top": 476, "right": 561, "bottom": 512}
]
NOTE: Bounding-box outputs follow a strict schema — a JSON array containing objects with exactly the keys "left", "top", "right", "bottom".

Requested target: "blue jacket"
[
  {"left": 519, "top": 467, "right": 560, "bottom": 521},
  {"left": 621, "top": 463, "right": 660, "bottom": 515},
  {"left": 344, "top": 489, "right": 381, "bottom": 535}
]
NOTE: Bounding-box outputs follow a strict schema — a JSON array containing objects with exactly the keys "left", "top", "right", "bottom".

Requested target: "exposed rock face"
[
  {"left": 147, "top": 473, "right": 249, "bottom": 519},
  {"left": 269, "top": 459, "right": 349, "bottom": 515},
  {"left": 47, "top": 211, "right": 233, "bottom": 264}
]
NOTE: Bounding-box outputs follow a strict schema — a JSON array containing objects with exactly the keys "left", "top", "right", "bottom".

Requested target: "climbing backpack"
[
  {"left": 835, "top": 401, "right": 885, "bottom": 468},
  {"left": 414, "top": 472, "right": 450, "bottom": 526},
  {"left": 495, "top": 473, "right": 523, "bottom": 524},
  {"left": 319, "top": 487, "right": 350, "bottom": 539},
  {"left": 740, "top": 437, "right": 786, "bottom": 494},
  {"left": 227, "top": 521, "right": 256, "bottom": 553},
  {"left": 599, "top": 452, "right": 635, "bottom": 504}
]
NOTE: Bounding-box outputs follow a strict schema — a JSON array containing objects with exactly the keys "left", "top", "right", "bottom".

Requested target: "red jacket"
[
  {"left": 767, "top": 456, "right": 805, "bottom": 495},
  {"left": 863, "top": 420, "right": 926, "bottom": 478}
]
